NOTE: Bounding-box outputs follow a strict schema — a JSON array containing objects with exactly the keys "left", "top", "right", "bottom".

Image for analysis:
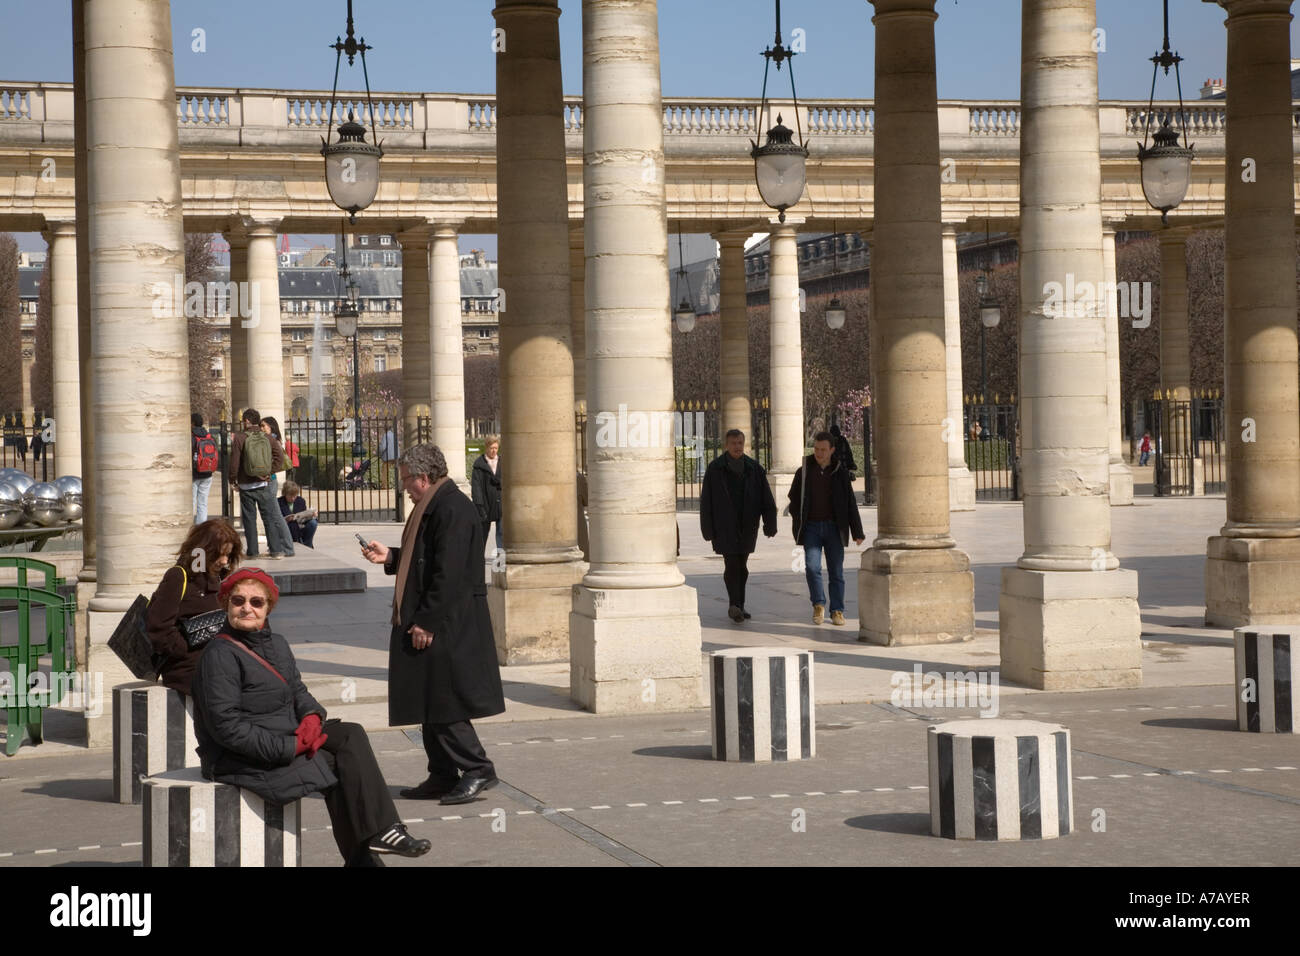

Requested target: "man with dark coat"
[
  {"left": 789, "top": 431, "right": 866, "bottom": 626},
  {"left": 362, "top": 442, "right": 506, "bottom": 805},
  {"left": 700, "top": 428, "right": 778, "bottom": 623}
]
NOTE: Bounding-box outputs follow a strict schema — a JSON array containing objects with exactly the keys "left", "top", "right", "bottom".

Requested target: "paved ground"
[{"left": 3, "top": 494, "right": 1297, "bottom": 866}]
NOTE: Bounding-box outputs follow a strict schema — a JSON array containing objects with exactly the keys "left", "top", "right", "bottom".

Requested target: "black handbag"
[
  {"left": 178, "top": 608, "right": 228, "bottom": 650},
  {"left": 107, "top": 594, "right": 158, "bottom": 680}
]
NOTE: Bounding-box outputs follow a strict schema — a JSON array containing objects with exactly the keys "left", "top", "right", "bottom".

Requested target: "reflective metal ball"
[
  {"left": 0, "top": 481, "right": 23, "bottom": 530},
  {"left": 54, "top": 475, "right": 83, "bottom": 522},
  {"left": 3, "top": 471, "right": 35, "bottom": 497},
  {"left": 22, "top": 482, "right": 64, "bottom": 527}
]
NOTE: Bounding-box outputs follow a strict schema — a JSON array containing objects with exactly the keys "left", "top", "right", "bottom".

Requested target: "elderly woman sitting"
[{"left": 191, "top": 567, "right": 430, "bottom": 866}]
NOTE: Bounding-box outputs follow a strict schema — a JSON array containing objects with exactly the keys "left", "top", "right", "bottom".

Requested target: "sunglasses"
[{"left": 229, "top": 595, "right": 267, "bottom": 609}]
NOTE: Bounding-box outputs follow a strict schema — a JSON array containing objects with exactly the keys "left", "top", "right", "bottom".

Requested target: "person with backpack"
[
  {"left": 229, "top": 408, "right": 294, "bottom": 559},
  {"left": 829, "top": 422, "right": 857, "bottom": 476},
  {"left": 192, "top": 412, "right": 220, "bottom": 523}
]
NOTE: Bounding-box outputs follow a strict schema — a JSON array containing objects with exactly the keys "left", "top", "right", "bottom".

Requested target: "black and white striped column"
[
  {"left": 927, "top": 719, "right": 1072, "bottom": 840},
  {"left": 1234, "top": 627, "right": 1297, "bottom": 733},
  {"left": 142, "top": 768, "right": 301, "bottom": 867},
  {"left": 710, "top": 648, "right": 814, "bottom": 761},
  {"left": 113, "top": 681, "right": 200, "bottom": 805}
]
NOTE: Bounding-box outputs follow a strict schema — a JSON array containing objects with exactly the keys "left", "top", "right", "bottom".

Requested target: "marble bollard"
[
  {"left": 927, "top": 719, "right": 1073, "bottom": 841},
  {"left": 1234, "top": 626, "right": 1297, "bottom": 733},
  {"left": 113, "top": 681, "right": 200, "bottom": 805},
  {"left": 142, "top": 768, "right": 301, "bottom": 867},
  {"left": 710, "top": 647, "right": 814, "bottom": 762}
]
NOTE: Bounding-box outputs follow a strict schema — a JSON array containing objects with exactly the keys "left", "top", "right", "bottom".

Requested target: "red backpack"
[{"left": 193, "top": 432, "right": 219, "bottom": 475}]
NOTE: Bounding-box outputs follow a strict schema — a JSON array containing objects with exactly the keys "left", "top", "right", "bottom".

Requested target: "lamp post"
[
  {"left": 1137, "top": 0, "right": 1194, "bottom": 224},
  {"left": 321, "top": 0, "right": 383, "bottom": 223},
  {"left": 334, "top": 236, "right": 364, "bottom": 460},
  {"left": 975, "top": 244, "right": 1000, "bottom": 438},
  {"left": 750, "top": 0, "right": 808, "bottom": 223},
  {"left": 674, "top": 228, "right": 696, "bottom": 333},
  {"left": 825, "top": 225, "right": 846, "bottom": 330}
]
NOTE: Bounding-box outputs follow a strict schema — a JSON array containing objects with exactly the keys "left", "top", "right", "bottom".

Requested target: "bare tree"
[
  {"left": 0, "top": 234, "right": 21, "bottom": 413},
  {"left": 463, "top": 353, "right": 500, "bottom": 420},
  {"left": 32, "top": 253, "right": 53, "bottom": 415},
  {"left": 184, "top": 233, "right": 224, "bottom": 420}
]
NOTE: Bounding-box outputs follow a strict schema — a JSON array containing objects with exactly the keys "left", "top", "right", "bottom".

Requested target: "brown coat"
[
  {"left": 145, "top": 565, "right": 223, "bottom": 695},
  {"left": 229, "top": 428, "right": 285, "bottom": 485}
]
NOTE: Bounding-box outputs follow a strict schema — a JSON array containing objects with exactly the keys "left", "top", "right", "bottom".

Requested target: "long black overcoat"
[
  {"left": 699, "top": 454, "right": 778, "bottom": 555},
  {"left": 385, "top": 480, "right": 506, "bottom": 726}
]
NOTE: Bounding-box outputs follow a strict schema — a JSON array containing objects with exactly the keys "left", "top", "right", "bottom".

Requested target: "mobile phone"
[{"left": 355, "top": 533, "right": 371, "bottom": 551}]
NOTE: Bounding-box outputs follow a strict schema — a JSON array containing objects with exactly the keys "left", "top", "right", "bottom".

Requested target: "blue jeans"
[
  {"left": 193, "top": 475, "right": 213, "bottom": 524},
  {"left": 1139, "top": 450, "right": 1150, "bottom": 466},
  {"left": 803, "top": 519, "right": 845, "bottom": 612},
  {"left": 239, "top": 482, "right": 295, "bottom": 557}
]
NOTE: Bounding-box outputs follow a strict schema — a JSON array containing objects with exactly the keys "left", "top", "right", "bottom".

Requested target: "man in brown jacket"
[{"left": 229, "top": 408, "right": 294, "bottom": 559}]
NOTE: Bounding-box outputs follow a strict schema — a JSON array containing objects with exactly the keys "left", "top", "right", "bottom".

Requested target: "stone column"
[
  {"left": 570, "top": 225, "right": 586, "bottom": 416},
  {"left": 767, "top": 220, "right": 804, "bottom": 501},
  {"left": 45, "top": 221, "right": 81, "bottom": 479},
  {"left": 225, "top": 228, "right": 250, "bottom": 417},
  {"left": 716, "top": 231, "right": 752, "bottom": 447},
  {"left": 490, "top": 0, "right": 585, "bottom": 665},
  {"left": 1102, "top": 223, "right": 1134, "bottom": 504},
  {"left": 1158, "top": 229, "right": 1201, "bottom": 493},
  {"left": 83, "top": 0, "right": 192, "bottom": 745},
  {"left": 430, "top": 225, "right": 468, "bottom": 490},
  {"left": 244, "top": 222, "right": 285, "bottom": 427},
  {"left": 858, "top": 0, "right": 974, "bottom": 646},
  {"left": 942, "top": 223, "right": 975, "bottom": 510},
  {"left": 1205, "top": 0, "right": 1300, "bottom": 626},
  {"left": 999, "top": 0, "right": 1141, "bottom": 689},
  {"left": 398, "top": 226, "right": 432, "bottom": 450},
  {"left": 572, "top": 0, "right": 702, "bottom": 711}
]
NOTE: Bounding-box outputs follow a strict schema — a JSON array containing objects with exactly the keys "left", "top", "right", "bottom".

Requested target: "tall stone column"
[
  {"left": 1102, "top": 223, "right": 1134, "bottom": 504},
  {"left": 225, "top": 228, "right": 250, "bottom": 417},
  {"left": 491, "top": 0, "right": 585, "bottom": 665},
  {"left": 44, "top": 221, "right": 82, "bottom": 480},
  {"left": 1158, "top": 230, "right": 1201, "bottom": 493},
  {"left": 83, "top": 0, "right": 192, "bottom": 745},
  {"left": 398, "top": 226, "right": 432, "bottom": 450},
  {"left": 244, "top": 222, "right": 285, "bottom": 427},
  {"left": 999, "top": 0, "right": 1141, "bottom": 689},
  {"left": 858, "top": 0, "right": 973, "bottom": 646},
  {"left": 570, "top": 225, "right": 586, "bottom": 416},
  {"left": 430, "top": 225, "right": 468, "bottom": 489},
  {"left": 572, "top": 0, "right": 701, "bottom": 711},
  {"left": 716, "top": 231, "right": 752, "bottom": 447},
  {"left": 942, "top": 223, "right": 975, "bottom": 510},
  {"left": 1205, "top": 0, "right": 1300, "bottom": 626},
  {"left": 767, "top": 220, "right": 804, "bottom": 501}
]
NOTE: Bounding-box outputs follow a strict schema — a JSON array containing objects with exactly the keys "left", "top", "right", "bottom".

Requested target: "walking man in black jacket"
[
  {"left": 700, "top": 429, "right": 778, "bottom": 623},
  {"left": 789, "top": 431, "right": 865, "bottom": 626}
]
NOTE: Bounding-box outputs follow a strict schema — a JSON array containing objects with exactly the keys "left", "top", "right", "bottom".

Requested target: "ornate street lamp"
[
  {"left": 1137, "top": 0, "right": 1194, "bottom": 225},
  {"left": 674, "top": 228, "right": 696, "bottom": 333},
  {"left": 321, "top": 0, "right": 383, "bottom": 223},
  {"left": 975, "top": 227, "right": 1000, "bottom": 438},
  {"left": 334, "top": 226, "right": 364, "bottom": 459},
  {"left": 825, "top": 224, "right": 846, "bottom": 330},
  {"left": 750, "top": 0, "right": 808, "bottom": 223}
]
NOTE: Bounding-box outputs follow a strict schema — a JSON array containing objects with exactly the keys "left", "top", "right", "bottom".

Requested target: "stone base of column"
[
  {"left": 768, "top": 473, "right": 795, "bottom": 511},
  {"left": 1205, "top": 535, "right": 1300, "bottom": 627},
  {"left": 488, "top": 560, "right": 587, "bottom": 665},
  {"left": 948, "top": 466, "right": 976, "bottom": 512},
  {"left": 84, "top": 608, "right": 140, "bottom": 748},
  {"left": 570, "top": 584, "right": 704, "bottom": 713},
  {"left": 857, "top": 548, "right": 975, "bottom": 645},
  {"left": 999, "top": 566, "right": 1142, "bottom": 690},
  {"left": 1108, "top": 460, "right": 1134, "bottom": 506}
]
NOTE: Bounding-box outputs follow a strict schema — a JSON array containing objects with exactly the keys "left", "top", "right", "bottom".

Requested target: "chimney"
[{"left": 1199, "top": 76, "right": 1225, "bottom": 99}]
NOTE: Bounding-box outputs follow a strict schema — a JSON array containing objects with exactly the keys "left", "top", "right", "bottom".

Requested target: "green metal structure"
[{"left": 0, "top": 556, "right": 78, "bottom": 755}]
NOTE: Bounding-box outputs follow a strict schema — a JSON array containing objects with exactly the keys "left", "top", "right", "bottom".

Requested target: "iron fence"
[
  {"left": 1, "top": 413, "right": 59, "bottom": 482},
  {"left": 962, "top": 400, "right": 1020, "bottom": 501},
  {"left": 1144, "top": 396, "right": 1224, "bottom": 496}
]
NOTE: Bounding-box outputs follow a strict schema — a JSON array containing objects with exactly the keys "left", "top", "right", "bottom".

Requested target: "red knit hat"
[{"left": 218, "top": 567, "right": 280, "bottom": 603}]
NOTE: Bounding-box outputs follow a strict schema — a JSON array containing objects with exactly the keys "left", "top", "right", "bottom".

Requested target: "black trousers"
[
  {"left": 723, "top": 552, "right": 750, "bottom": 609},
  {"left": 316, "top": 720, "right": 399, "bottom": 865},
  {"left": 422, "top": 720, "right": 494, "bottom": 783}
]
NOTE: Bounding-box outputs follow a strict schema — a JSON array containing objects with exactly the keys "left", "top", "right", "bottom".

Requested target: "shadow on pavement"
[
  {"left": 632, "top": 745, "right": 713, "bottom": 761},
  {"left": 23, "top": 778, "right": 115, "bottom": 803},
  {"left": 843, "top": 811, "right": 932, "bottom": 836},
  {"left": 1141, "top": 717, "right": 1238, "bottom": 732}
]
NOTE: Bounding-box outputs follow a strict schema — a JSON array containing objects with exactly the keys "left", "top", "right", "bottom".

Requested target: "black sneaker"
[{"left": 367, "top": 823, "right": 431, "bottom": 858}]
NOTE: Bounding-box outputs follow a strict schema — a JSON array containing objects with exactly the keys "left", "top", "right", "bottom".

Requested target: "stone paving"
[{"left": 2, "top": 495, "right": 1296, "bottom": 866}]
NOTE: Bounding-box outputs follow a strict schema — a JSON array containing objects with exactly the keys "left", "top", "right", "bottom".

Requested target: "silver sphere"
[
  {"left": 54, "top": 475, "right": 82, "bottom": 522},
  {"left": 4, "top": 471, "right": 34, "bottom": 497},
  {"left": 0, "top": 481, "right": 22, "bottom": 530},
  {"left": 22, "top": 482, "right": 64, "bottom": 527}
]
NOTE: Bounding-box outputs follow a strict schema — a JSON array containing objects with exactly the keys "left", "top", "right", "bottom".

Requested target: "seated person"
[
  {"left": 278, "top": 480, "right": 318, "bottom": 549},
  {"left": 191, "top": 567, "right": 430, "bottom": 867}
]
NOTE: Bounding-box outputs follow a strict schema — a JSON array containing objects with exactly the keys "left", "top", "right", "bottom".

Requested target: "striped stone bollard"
[
  {"left": 1234, "top": 626, "right": 1297, "bottom": 733},
  {"left": 142, "top": 768, "right": 302, "bottom": 867},
  {"left": 113, "top": 681, "right": 200, "bottom": 805},
  {"left": 928, "top": 719, "right": 1073, "bottom": 841},
  {"left": 710, "top": 647, "right": 815, "bottom": 762}
]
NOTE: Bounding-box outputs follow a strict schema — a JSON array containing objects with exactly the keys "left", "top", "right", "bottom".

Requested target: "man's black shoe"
[
  {"left": 399, "top": 776, "right": 458, "bottom": 800},
  {"left": 439, "top": 774, "right": 499, "bottom": 805},
  {"left": 728, "top": 605, "right": 744, "bottom": 623},
  {"left": 367, "top": 823, "right": 432, "bottom": 858},
  {"left": 743, "top": 611, "right": 752, "bottom": 619}
]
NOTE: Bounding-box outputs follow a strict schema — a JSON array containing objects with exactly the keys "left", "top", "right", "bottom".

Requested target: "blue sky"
[{"left": 6, "top": 0, "right": 1294, "bottom": 254}]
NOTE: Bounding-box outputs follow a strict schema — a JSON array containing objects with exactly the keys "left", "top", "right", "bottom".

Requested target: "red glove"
[
  {"left": 306, "top": 732, "right": 329, "bottom": 758},
  {"left": 294, "top": 714, "right": 322, "bottom": 755}
]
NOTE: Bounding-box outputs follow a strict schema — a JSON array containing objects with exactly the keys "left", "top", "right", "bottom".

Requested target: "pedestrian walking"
[
  {"left": 360, "top": 443, "right": 506, "bottom": 805},
  {"left": 700, "top": 429, "right": 778, "bottom": 623},
  {"left": 229, "top": 408, "right": 295, "bottom": 559},
  {"left": 471, "top": 436, "right": 504, "bottom": 556},
  {"left": 1138, "top": 431, "right": 1152, "bottom": 466},
  {"left": 191, "top": 412, "right": 219, "bottom": 524},
  {"left": 379, "top": 426, "right": 398, "bottom": 489},
  {"left": 829, "top": 422, "right": 857, "bottom": 475},
  {"left": 789, "top": 431, "right": 865, "bottom": 626}
]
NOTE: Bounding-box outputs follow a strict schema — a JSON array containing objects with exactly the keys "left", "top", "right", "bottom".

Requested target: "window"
[
  {"left": 360, "top": 236, "right": 369, "bottom": 246},
  {"left": 372, "top": 330, "right": 386, "bottom": 341},
  {"left": 211, "top": 331, "right": 222, "bottom": 343},
  {"left": 383, "top": 251, "right": 397, "bottom": 267},
  {"left": 478, "top": 329, "right": 492, "bottom": 339},
  {"left": 379, "top": 235, "right": 391, "bottom": 246},
  {"left": 291, "top": 329, "right": 305, "bottom": 342},
  {"left": 292, "top": 355, "right": 307, "bottom": 377},
  {"left": 344, "top": 355, "right": 354, "bottom": 376},
  {"left": 318, "top": 353, "right": 333, "bottom": 376},
  {"left": 210, "top": 355, "right": 223, "bottom": 379},
  {"left": 374, "top": 354, "right": 387, "bottom": 372},
  {"left": 320, "top": 328, "right": 333, "bottom": 341},
  {"left": 360, "top": 252, "right": 372, "bottom": 266}
]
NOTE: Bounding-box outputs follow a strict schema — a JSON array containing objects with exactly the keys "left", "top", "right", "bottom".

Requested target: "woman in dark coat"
[
  {"left": 470, "top": 436, "right": 503, "bottom": 554},
  {"left": 145, "top": 518, "right": 243, "bottom": 695},
  {"left": 191, "top": 567, "right": 430, "bottom": 866}
]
